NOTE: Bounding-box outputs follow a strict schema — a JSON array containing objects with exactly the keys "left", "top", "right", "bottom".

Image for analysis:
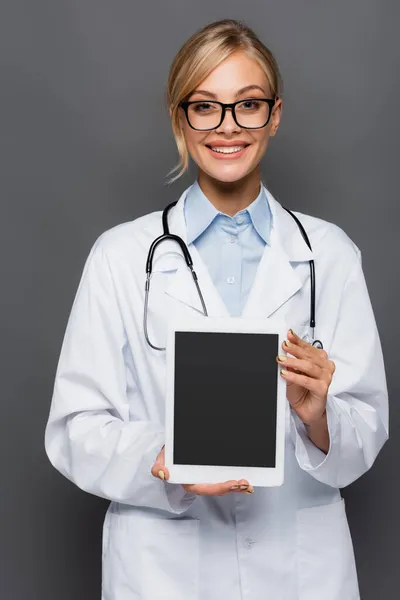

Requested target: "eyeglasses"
[{"left": 179, "top": 98, "right": 276, "bottom": 131}]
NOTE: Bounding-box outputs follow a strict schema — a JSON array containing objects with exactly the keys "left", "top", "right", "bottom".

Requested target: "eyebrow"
[{"left": 189, "top": 85, "right": 267, "bottom": 99}]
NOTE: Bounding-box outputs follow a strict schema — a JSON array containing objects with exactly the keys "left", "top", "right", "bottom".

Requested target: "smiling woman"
[
  {"left": 166, "top": 25, "right": 282, "bottom": 208},
  {"left": 176, "top": 62, "right": 280, "bottom": 185},
  {"left": 45, "top": 18, "right": 388, "bottom": 600}
]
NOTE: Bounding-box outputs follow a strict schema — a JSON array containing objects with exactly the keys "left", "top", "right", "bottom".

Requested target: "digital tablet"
[{"left": 164, "top": 316, "right": 286, "bottom": 487}]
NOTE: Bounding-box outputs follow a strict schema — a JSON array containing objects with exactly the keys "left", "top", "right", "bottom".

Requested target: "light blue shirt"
[{"left": 184, "top": 180, "right": 272, "bottom": 316}]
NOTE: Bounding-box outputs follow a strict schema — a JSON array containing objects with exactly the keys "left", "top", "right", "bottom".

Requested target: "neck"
[{"left": 197, "top": 167, "right": 262, "bottom": 216}]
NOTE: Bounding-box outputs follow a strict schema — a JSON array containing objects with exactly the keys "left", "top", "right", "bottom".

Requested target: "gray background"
[{"left": 1, "top": 1, "right": 398, "bottom": 598}]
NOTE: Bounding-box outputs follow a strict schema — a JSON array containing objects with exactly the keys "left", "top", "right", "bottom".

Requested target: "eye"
[
  {"left": 191, "top": 102, "right": 218, "bottom": 113},
  {"left": 240, "top": 100, "right": 262, "bottom": 110}
]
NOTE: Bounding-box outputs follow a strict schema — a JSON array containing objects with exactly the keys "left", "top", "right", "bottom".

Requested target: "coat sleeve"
[
  {"left": 44, "top": 238, "right": 196, "bottom": 513},
  {"left": 290, "top": 248, "right": 389, "bottom": 488}
]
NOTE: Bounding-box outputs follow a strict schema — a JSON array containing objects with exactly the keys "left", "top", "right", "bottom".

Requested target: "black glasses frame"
[{"left": 179, "top": 98, "right": 276, "bottom": 131}]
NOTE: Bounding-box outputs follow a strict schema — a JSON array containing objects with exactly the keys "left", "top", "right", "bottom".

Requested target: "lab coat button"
[
  {"left": 227, "top": 276, "right": 235, "bottom": 284},
  {"left": 244, "top": 537, "right": 255, "bottom": 549},
  {"left": 228, "top": 236, "right": 236, "bottom": 243}
]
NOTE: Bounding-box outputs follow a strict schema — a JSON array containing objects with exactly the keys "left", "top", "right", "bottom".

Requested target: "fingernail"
[
  {"left": 284, "top": 340, "right": 291, "bottom": 348},
  {"left": 240, "top": 485, "right": 249, "bottom": 490},
  {"left": 289, "top": 329, "right": 294, "bottom": 335},
  {"left": 158, "top": 470, "right": 165, "bottom": 480},
  {"left": 246, "top": 489, "right": 254, "bottom": 494},
  {"left": 280, "top": 369, "right": 289, "bottom": 376},
  {"left": 277, "top": 355, "right": 287, "bottom": 362},
  {"left": 230, "top": 485, "right": 240, "bottom": 490}
]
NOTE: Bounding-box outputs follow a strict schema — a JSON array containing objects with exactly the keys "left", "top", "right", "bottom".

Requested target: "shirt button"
[
  {"left": 227, "top": 276, "right": 235, "bottom": 284},
  {"left": 236, "top": 215, "right": 244, "bottom": 225},
  {"left": 228, "top": 236, "right": 236, "bottom": 243},
  {"left": 244, "top": 538, "right": 255, "bottom": 549}
]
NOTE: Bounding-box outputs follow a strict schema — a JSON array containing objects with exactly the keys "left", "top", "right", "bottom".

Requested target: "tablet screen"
[{"left": 173, "top": 331, "right": 279, "bottom": 468}]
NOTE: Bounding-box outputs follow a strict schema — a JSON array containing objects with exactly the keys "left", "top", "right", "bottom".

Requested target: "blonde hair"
[{"left": 165, "top": 19, "right": 283, "bottom": 183}]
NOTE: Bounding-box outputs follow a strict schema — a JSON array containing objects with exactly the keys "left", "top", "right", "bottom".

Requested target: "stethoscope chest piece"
[
  {"left": 312, "top": 339, "right": 324, "bottom": 349},
  {"left": 301, "top": 332, "right": 324, "bottom": 349}
]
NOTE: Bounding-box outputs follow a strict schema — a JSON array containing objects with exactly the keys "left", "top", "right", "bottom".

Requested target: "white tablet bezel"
[{"left": 165, "top": 315, "right": 287, "bottom": 487}]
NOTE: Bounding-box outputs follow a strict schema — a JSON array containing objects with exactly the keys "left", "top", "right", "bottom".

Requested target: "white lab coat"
[{"left": 45, "top": 184, "right": 388, "bottom": 600}]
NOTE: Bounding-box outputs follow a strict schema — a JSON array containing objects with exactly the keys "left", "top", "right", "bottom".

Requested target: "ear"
[
  {"left": 269, "top": 98, "right": 283, "bottom": 137},
  {"left": 270, "top": 124, "right": 279, "bottom": 137}
]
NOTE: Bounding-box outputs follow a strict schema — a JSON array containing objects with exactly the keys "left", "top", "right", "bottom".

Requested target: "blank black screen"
[{"left": 173, "top": 331, "right": 278, "bottom": 467}]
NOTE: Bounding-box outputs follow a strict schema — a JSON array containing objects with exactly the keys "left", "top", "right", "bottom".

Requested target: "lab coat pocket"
[
  {"left": 296, "top": 499, "right": 359, "bottom": 600},
  {"left": 141, "top": 517, "right": 200, "bottom": 600}
]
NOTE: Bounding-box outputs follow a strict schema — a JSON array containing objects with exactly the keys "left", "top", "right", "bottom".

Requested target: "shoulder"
[
  {"left": 290, "top": 209, "right": 361, "bottom": 265},
  {"left": 76, "top": 210, "right": 164, "bottom": 284},
  {"left": 266, "top": 187, "right": 362, "bottom": 267},
  {"left": 87, "top": 209, "right": 164, "bottom": 263}
]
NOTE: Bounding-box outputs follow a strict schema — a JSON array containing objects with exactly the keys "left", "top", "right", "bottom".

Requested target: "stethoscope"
[{"left": 144, "top": 201, "right": 324, "bottom": 352}]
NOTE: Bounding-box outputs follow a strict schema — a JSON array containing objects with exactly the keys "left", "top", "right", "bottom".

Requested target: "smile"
[{"left": 206, "top": 144, "right": 250, "bottom": 159}]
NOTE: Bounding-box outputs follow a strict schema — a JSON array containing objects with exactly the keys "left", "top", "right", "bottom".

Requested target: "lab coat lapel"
[
  {"left": 154, "top": 185, "right": 313, "bottom": 320},
  {"left": 242, "top": 189, "right": 314, "bottom": 319},
  {"left": 155, "top": 189, "right": 229, "bottom": 317}
]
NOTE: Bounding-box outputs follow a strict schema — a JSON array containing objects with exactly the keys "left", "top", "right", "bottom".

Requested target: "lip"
[
  {"left": 206, "top": 140, "right": 250, "bottom": 147},
  {"left": 205, "top": 142, "right": 250, "bottom": 160}
]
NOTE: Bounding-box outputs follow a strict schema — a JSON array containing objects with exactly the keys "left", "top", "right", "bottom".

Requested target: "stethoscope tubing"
[{"left": 144, "top": 200, "right": 323, "bottom": 351}]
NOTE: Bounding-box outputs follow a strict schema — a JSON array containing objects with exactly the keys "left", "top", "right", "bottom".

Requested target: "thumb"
[{"left": 151, "top": 445, "right": 169, "bottom": 481}]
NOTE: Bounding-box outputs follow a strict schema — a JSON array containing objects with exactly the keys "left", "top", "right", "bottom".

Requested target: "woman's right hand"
[{"left": 151, "top": 446, "right": 254, "bottom": 495}]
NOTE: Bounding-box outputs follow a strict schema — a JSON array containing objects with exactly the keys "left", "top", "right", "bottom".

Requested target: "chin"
[{"left": 202, "top": 164, "right": 255, "bottom": 184}]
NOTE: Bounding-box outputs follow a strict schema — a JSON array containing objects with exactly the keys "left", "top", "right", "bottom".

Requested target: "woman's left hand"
[{"left": 277, "top": 329, "right": 336, "bottom": 426}]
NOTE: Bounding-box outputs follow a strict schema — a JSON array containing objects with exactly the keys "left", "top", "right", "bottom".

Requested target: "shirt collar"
[
  {"left": 184, "top": 180, "right": 219, "bottom": 245},
  {"left": 184, "top": 179, "right": 272, "bottom": 245},
  {"left": 246, "top": 184, "right": 271, "bottom": 244}
]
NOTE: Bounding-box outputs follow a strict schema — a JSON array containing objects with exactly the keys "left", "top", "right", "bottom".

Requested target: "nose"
[{"left": 215, "top": 107, "right": 241, "bottom": 133}]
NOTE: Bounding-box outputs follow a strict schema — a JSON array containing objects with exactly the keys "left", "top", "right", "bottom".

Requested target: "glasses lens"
[
  {"left": 187, "top": 102, "right": 222, "bottom": 130},
  {"left": 235, "top": 100, "right": 270, "bottom": 128}
]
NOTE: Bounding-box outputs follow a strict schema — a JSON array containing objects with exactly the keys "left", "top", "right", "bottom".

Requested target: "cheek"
[
  {"left": 186, "top": 136, "right": 202, "bottom": 158},
  {"left": 181, "top": 125, "right": 207, "bottom": 158},
  {"left": 253, "top": 131, "right": 270, "bottom": 154}
]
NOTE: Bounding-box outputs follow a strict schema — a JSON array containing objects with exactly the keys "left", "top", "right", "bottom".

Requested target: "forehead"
[{"left": 197, "top": 51, "right": 269, "bottom": 96}]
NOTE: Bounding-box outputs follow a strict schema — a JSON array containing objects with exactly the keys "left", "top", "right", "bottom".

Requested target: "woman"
[{"left": 45, "top": 19, "right": 388, "bottom": 600}]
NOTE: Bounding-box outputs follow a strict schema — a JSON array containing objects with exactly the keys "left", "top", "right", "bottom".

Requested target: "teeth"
[{"left": 211, "top": 146, "right": 245, "bottom": 154}]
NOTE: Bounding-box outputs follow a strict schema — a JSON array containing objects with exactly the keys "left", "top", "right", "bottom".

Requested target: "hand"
[
  {"left": 151, "top": 446, "right": 254, "bottom": 495},
  {"left": 277, "top": 329, "right": 336, "bottom": 426}
]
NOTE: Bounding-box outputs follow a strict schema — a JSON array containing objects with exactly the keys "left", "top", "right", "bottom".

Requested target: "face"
[{"left": 178, "top": 50, "right": 282, "bottom": 184}]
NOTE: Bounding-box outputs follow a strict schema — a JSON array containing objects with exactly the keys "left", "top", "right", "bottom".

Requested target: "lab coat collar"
[{"left": 152, "top": 184, "right": 313, "bottom": 318}]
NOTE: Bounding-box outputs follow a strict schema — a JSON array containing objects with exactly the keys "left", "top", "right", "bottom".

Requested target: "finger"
[
  {"left": 151, "top": 465, "right": 170, "bottom": 481},
  {"left": 183, "top": 480, "right": 254, "bottom": 496},
  {"left": 277, "top": 355, "right": 323, "bottom": 379},
  {"left": 236, "top": 478, "right": 254, "bottom": 494},
  {"left": 223, "top": 480, "right": 254, "bottom": 494},
  {"left": 282, "top": 338, "right": 328, "bottom": 367},
  {"left": 151, "top": 459, "right": 163, "bottom": 478},
  {"left": 278, "top": 353, "right": 335, "bottom": 383},
  {"left": 231, "top": 487, "right": 255, "bottom": 494},
  {"left": 280, "top": 369, "right": 329, "bottom": 398},
  {"left": 282, "top": 338, "right": 308, "bottom": 358},
  {"left": 151, "top": 446, "right": 170, "bottom": 481},
  {"left": 237, "top": 478, "right": 249, "bottom": 490},
  {"left": 288, "top": 329, "right": 330, "bottom": 364},
  {"left": 183, "top": 480, "right": 239, "bottom": 496},
  {"left": 287, "top": 328, "right": 310, "bottom": 349}
]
